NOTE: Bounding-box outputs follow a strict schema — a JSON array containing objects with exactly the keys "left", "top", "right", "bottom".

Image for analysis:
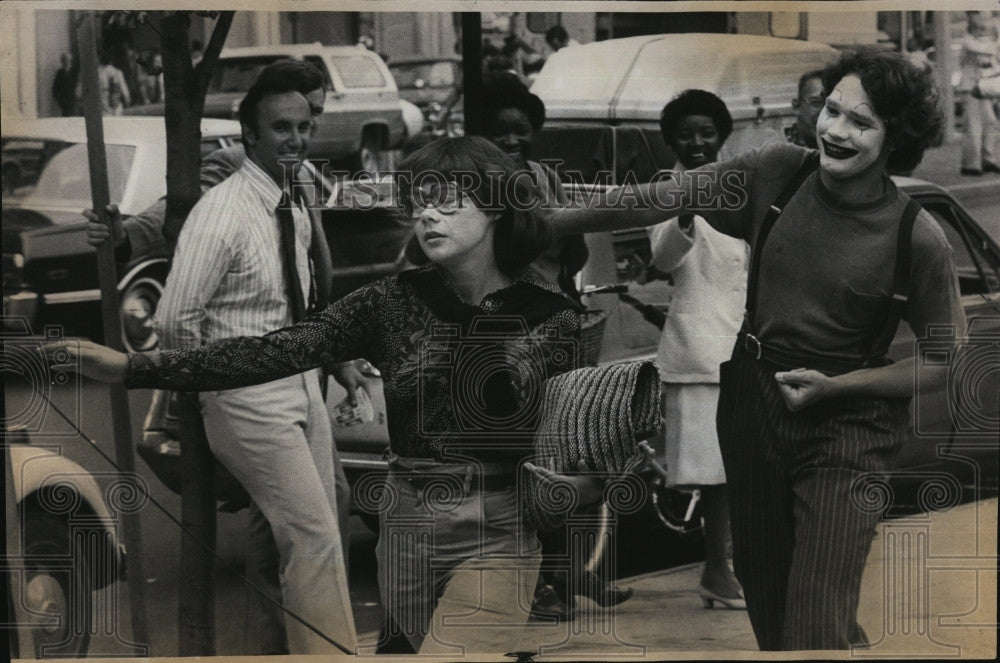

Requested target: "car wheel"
[
  {"left": 21, "top": 510, "right": 93, "bottom": 658},
  {"left": 119, "top": 274, "right": 163, "bottom": 352}
]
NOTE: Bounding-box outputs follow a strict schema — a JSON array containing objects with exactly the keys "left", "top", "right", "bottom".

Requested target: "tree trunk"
[
  {"left": 161, "top": 11, "right": 234, "bottom": 242},
  {"left": 158, "top": 11, "right": 234, "bottom": 657}
]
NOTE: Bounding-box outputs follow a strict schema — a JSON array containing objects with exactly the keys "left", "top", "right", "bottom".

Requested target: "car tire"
[
  {"left": 119, "top": 271, "right": 165, "bottom": 352},
  {"left": 21, "top": 509, "right": 93, "bottom": 659}
]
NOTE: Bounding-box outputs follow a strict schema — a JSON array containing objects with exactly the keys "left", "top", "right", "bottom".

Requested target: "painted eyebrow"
[{"left": 826, "top": 97, "right": 880, "bottom": 126}]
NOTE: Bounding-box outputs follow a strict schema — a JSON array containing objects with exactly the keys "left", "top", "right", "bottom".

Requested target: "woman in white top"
[{"left": 647, "top": 90, "right": 747, "bottom": 609}]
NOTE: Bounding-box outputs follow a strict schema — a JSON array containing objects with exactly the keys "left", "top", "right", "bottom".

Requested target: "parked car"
[
  {"left": 531, "top": 33, "right": 839, "bottom": 167},
  {"left": 388, "top": 55, "right": 462, "bottom": 135},
  {"left": 5, "top": 420, "right": 125, "bottom": 659},
  {"left": 125, "top": 43, "right": 410, "bottom": 171},
  {"left": 2, "top": 117, "right": 243, "bottom": 353}
]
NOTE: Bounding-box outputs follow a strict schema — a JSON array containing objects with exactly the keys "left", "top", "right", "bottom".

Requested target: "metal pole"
[
  {"left": 76, "top": 10, "right": 150, "bottom": 649},
  {"left": 461, "top": 12, "right": 483, "bottom": 136},
  {"left": 933, "top": 10, "right": 956, "bottom": 142}
]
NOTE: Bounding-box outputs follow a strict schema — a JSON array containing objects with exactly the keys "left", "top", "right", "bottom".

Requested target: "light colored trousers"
[
  {"left": 961, "top": 96, "right": 1000, "bottom": 170},
  {"left": 375, "top": 457, "right": 541, "bottom": 655},
  {"left": 199, "top": 370, "right": 357, "bottom": 654}
]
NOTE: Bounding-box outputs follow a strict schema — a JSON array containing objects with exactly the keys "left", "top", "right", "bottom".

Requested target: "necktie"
[{"left": 276, "top": 193, "right": 307, "bottom": 323}]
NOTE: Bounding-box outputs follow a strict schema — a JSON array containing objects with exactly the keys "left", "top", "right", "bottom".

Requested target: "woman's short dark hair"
[
  {"left": 821, "top": 48, "right": 943, "bottom": 174},
  {"left": 396, "top": 136, "right": 551, "bottom": 277},
  {"left": 659, "top": 89, "right": 733, "bottom": 144},
  {"left": 481, "top": 75, "right": 546, "bottom": 132}
]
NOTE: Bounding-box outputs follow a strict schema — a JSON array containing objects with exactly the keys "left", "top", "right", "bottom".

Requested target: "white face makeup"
[{"left": 815, "top": 74, "right": 888, "bottom": 181}]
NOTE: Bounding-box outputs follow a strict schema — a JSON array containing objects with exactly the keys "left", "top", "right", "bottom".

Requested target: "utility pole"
[{"left": 933, "top": 11, "right": 956, "bottom": 141}]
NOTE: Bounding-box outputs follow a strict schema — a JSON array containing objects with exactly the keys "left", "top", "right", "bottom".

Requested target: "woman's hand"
[
  {"left": 83, "top": 204, "right": 126, "bottom": 248},
  {"left": 525, "top": 459, "right": 604, "bottom": 509},
  {"left": 40, "top": 340, "right": 129, "bottom": 383},
  {"left": 329, "top": 360, "right": 371, "bottom": 406},
  {"left": 774, "top": 368, "right": 835, "bottom": 411}
]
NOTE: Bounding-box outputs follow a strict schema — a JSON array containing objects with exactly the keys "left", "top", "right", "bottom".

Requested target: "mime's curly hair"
[{"left": 821, "top": 48, "right": 943, "bottom": 174}]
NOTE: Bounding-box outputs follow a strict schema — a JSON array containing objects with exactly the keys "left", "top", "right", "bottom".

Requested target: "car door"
[{"left": 890, "top": 193, "right": 1000, "bottom": 474}]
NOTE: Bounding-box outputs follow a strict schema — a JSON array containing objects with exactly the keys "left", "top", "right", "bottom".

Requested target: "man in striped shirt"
[
  {"left": 87, "top": 60, "right": 360, "bottom": 655},
  {"left": 154, "top": 74, "right": 357, "bottom": 654}
]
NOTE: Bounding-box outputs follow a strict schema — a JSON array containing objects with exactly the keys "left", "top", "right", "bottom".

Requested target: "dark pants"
[{"left": 716, "top": 354, "right": 907, "bottom": 650}]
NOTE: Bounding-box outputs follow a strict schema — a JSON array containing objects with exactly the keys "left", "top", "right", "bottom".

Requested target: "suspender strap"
[
  {"left": 866, "top": 197, "right": 920, "bottom": 361},
  {"left": 744, "top": 152, "right": 820, "bottom": 326}
]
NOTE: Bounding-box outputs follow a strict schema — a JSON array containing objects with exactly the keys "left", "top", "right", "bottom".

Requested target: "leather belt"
[{"left": 736, "top": 331, "right": 888, "bottom": 376}]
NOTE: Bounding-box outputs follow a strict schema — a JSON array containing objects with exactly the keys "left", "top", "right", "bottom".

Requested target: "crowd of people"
[
  {"left": 51, "top": 43, "right": 170, "bottom": 117},
  {"left": 50, "top": 43, "right": 963, "bottom": 655}
]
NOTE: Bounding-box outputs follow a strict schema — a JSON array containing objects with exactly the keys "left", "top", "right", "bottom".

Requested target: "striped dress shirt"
[{"left": 156, "top": 157, "right": 312, "bottom": 350}]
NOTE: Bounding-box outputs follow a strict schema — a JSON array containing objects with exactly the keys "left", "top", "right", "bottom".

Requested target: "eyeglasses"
[{"left": 410, "top": 183, "right": 468, "bottom": 217}]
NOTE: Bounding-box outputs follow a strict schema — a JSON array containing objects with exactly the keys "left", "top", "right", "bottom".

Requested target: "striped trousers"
[{"left": 716, "top": 354, "right": 908, "bottom": 650}]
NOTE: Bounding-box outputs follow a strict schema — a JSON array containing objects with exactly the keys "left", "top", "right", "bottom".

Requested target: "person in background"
[
  {"left": 958, "top": 10, "right": 1000, "bottom": 175},
  {"left": 86, "top": 62, "right": 359, "bottom": 655},
  {"left": 161, "top": 73, "right": 356, "bottom": 655},
  {"left": 545, "top": 25, "right": 579, "bottom": 54},
  {"left": 646, "top": 90, "right": 746, "bottom": 610},
  {"left": 190, "top": 38, "right": 204, "bottom": 66},
  {"left": 788, "top": 69, "right": 824, "bottom": 149},
  {"left": 52, "top": 52, "right": 79, "bottom": 116},
  {"left": 97, "top": 50, "right": 130, "bottom": 115}
]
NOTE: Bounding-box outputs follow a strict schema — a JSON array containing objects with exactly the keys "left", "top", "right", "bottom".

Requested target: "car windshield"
[
  {"left": 390, "top": 61, "right": 456, "bottom": 89},
  {"left": 209, "top": 56, "right": 333, "bottom": 93},
  {"left": 330, "top": 55, "right": 386, "bottom": 88},
  {"left": 10, "top": 141, "right": 134, "bottom": 209}
]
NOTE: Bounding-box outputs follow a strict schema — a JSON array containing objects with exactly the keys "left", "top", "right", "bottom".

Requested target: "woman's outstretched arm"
[{"left": 43, "top": 282, "right": 380, "bottom": 392}]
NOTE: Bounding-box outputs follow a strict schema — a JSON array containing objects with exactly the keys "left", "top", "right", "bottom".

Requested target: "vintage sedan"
[
  {"left": 531, "top": 33, "right": 839, "bottom": 164},
  {"left": 2, "top": 116, "right": 243, "bottom": 352},
  {"left": 5, "top": 423, "right": 125, "bottom": 658}
]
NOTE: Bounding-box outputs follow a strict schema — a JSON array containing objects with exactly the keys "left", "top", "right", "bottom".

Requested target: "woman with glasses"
[{"left": 44, "top": 136, "right": 602, "bottom": 655}]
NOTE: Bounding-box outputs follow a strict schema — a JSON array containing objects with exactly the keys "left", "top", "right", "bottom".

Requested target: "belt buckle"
[{"left": 744, "top": 333, "right": 762, "bottom": 360}]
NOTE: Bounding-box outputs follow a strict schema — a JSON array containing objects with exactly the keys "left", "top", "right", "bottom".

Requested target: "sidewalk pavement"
[
  {"left": 32, "top": 502, "right": 996, "bottom": 662},
  {"left": 352, "top": 497, "right": 995, "bottom": 661}
]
